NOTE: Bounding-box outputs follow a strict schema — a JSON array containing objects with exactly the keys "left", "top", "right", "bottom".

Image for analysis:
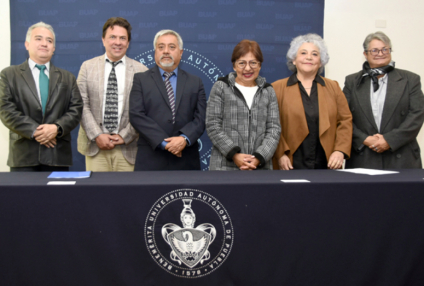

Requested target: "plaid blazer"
[
  {"left": 206, "top": 73, "right": 281, "bottom": 170},
  {"left": 77, "top": 55, "right": 148, "bottom": 164}
]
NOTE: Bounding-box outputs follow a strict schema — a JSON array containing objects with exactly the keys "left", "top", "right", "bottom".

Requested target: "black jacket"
[
  {"left": 0, "top": 60, "right": 83, "bottom": 167},
  {"left": 129, "top": 65, "right": 206, "bottom": 170}
]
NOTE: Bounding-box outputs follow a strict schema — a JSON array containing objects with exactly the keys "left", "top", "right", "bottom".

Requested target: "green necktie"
[{"left": 35, "top": 64, "right": 49, "bottom": 114}]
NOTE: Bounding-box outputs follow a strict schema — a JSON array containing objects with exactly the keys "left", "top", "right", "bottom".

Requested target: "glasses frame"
[
  {"left": 365, "top": 48, "right": 392, "bottom": 56},
  {"left": 235, "top": 60, "right": 260, "bottom": 69}
]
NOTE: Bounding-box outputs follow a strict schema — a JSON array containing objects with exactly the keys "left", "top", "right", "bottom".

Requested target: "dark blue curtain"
[{"left": 10, "top": 0, "right": 324, "bottom": 170}]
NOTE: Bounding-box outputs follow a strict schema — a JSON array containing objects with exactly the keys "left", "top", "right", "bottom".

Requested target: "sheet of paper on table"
[
  {"left": 336, "top": 168, "right": 399, "bottom": 175},
  {"left": 47, "top": 181, "right": 76, "bottom": 185}
]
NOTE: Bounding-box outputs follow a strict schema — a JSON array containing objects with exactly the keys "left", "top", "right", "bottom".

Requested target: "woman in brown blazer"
[{"left": 272, "top": 34, "right": 352, "bottom": 170}]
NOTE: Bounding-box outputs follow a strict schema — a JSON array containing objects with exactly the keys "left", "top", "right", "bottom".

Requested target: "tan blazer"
[
  {"left": 77, "top": 55, "right": 148, "bottom": 164},
  {"left": 272, "top": 76, "right": 352, "bottom": 170}
]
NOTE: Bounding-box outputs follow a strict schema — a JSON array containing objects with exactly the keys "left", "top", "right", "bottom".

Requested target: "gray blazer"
[
  {"left": 343, "top": 68, "right": 424, "bottom": 169},
  {"left": 77, "top": 55, "right": 147, "bottom": 164},
  {"left": 206, "top": 73, "right": 281, "bottom": 170},
  {"left": 0, "top": 60, "right": 82, "bottom": 167}
]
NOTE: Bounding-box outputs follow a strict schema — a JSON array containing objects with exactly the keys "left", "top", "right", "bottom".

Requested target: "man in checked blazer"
[
  {"left": 77, "top": 17, "right": 147, "bottom": 171},
  {"left": 129, "top": 29, "right": 206, "bottom": 170}
]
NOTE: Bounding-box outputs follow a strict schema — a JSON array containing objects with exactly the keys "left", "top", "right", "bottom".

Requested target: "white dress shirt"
[{"left": 28, "top": 58, "right": 50, "bottom": 103}]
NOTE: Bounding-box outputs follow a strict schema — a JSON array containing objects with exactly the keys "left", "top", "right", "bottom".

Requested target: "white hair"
[
  {"left": 286, "top": 33, "right": 329, "bottom": 74},
  {"left": 25, "top": 22, "right": 56, "bottom": 47},
  {"left": 153, "top": 29, "right": 183, "bottom": 50}
]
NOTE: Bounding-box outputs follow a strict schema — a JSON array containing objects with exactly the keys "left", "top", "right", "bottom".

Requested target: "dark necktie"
[
  {"left": 163, "top": 72, "right": 175, "bottom": 124},
  {"left": 104, "top": 59, "right": 122, "bottom": 132},
  {"left": 35, "top": 64, "right": 49, "bottom": 114}
]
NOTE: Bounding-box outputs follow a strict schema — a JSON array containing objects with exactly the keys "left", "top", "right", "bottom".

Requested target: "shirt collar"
[
  {"left": 28, "top": 58, "right": 50, "bottom": 72},
  {"left": 105, "top": 54, "right": 126, "bottom": 66},
  {"left": 378, "top": 73, "right": 388, "bottom": 83},
  {"left": 159, "top": 66, "right": 179, "bottom": 77},
  {"left": 287, "top": 73, "right": 325, "bottom": 87}
]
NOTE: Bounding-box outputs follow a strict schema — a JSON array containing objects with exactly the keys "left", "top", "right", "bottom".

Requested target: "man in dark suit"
[
  {"left": 129, "top": 29, "right": 206, "bottom": 170},
  {"left": 0, "top": 22, "right": 82, "bottom": 172},
  {"left": 343, "top": 31, "right": 424, "bottom": 169}
]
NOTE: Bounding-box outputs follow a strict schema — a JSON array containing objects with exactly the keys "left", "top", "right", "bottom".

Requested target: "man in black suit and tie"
[
  {"left": 0, "top": 22, "right": 82, "bottom": 172},
  {"left": 129, "top": 29, "right": 206, "bottom": 170}
]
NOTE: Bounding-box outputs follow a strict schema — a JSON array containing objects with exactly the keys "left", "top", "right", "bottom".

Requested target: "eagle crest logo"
[{"left": 162, "top": 199, "right": 216, "bottom": 268}]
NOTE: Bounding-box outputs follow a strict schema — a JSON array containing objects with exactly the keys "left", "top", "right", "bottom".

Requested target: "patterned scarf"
[{"left": 357, "top": 61, "right": 395, "bottom": 91}]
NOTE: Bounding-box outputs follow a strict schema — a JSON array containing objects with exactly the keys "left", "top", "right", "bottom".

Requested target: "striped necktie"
[{"left": 164, "top": 71, "right": 175, "bottom": 124}]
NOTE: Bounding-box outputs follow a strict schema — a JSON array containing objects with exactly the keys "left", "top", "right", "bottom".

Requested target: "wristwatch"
[{"left": 55, "top": 124, "right": 63, "bottom": 137}]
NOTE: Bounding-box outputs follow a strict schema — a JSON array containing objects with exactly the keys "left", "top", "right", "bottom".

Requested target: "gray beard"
[
  {"left": 160, "top": 60, "right": 174, "bottom": 67},
  {"left": 160, "top": 54, "right": 175, "bottom": 68}
]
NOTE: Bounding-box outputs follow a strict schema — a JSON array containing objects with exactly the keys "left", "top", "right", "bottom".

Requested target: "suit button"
[
  {"left": 100, "top": 123, "right": 103, "bottom": 126},
  {"left": 397, "top": 154, "right": 401, "bottom": 158},
  {"left": 168, "top": 120, "right": 172, "bottom": 123}
]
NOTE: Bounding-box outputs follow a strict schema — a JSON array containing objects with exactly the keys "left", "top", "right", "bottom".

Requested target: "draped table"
[{"left": 0, "top": 170, "right": 423, "bottom": 285}]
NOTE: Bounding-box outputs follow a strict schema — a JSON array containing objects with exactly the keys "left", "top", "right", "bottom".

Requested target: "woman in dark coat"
[{"left": 343, "top": 31, "right": 424, "bottom": 169}]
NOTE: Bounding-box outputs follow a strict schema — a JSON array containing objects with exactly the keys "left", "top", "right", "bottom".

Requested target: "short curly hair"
[{"left": 286, "top": 33, "right": 329, "bottom": 74}]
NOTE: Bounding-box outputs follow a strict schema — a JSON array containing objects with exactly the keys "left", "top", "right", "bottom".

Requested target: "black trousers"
[{"left": 10, "top": 165, "right": 69, "bottom": 172}]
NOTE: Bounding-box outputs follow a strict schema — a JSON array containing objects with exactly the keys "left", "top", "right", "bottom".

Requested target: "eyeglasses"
[
  {"left": 236, "top": 60, "right": 260, "bottom": 69},
  {"left": 365, "top": 48, "right": 392, "bottom": 56}
]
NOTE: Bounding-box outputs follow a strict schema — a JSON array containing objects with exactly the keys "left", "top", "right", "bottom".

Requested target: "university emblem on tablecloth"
[
  {"left": 145, "top": 189, "right": 233, "bottom": 278},
  {"left": 162, "top": 199, "right": 216, "bottom": 268}
]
